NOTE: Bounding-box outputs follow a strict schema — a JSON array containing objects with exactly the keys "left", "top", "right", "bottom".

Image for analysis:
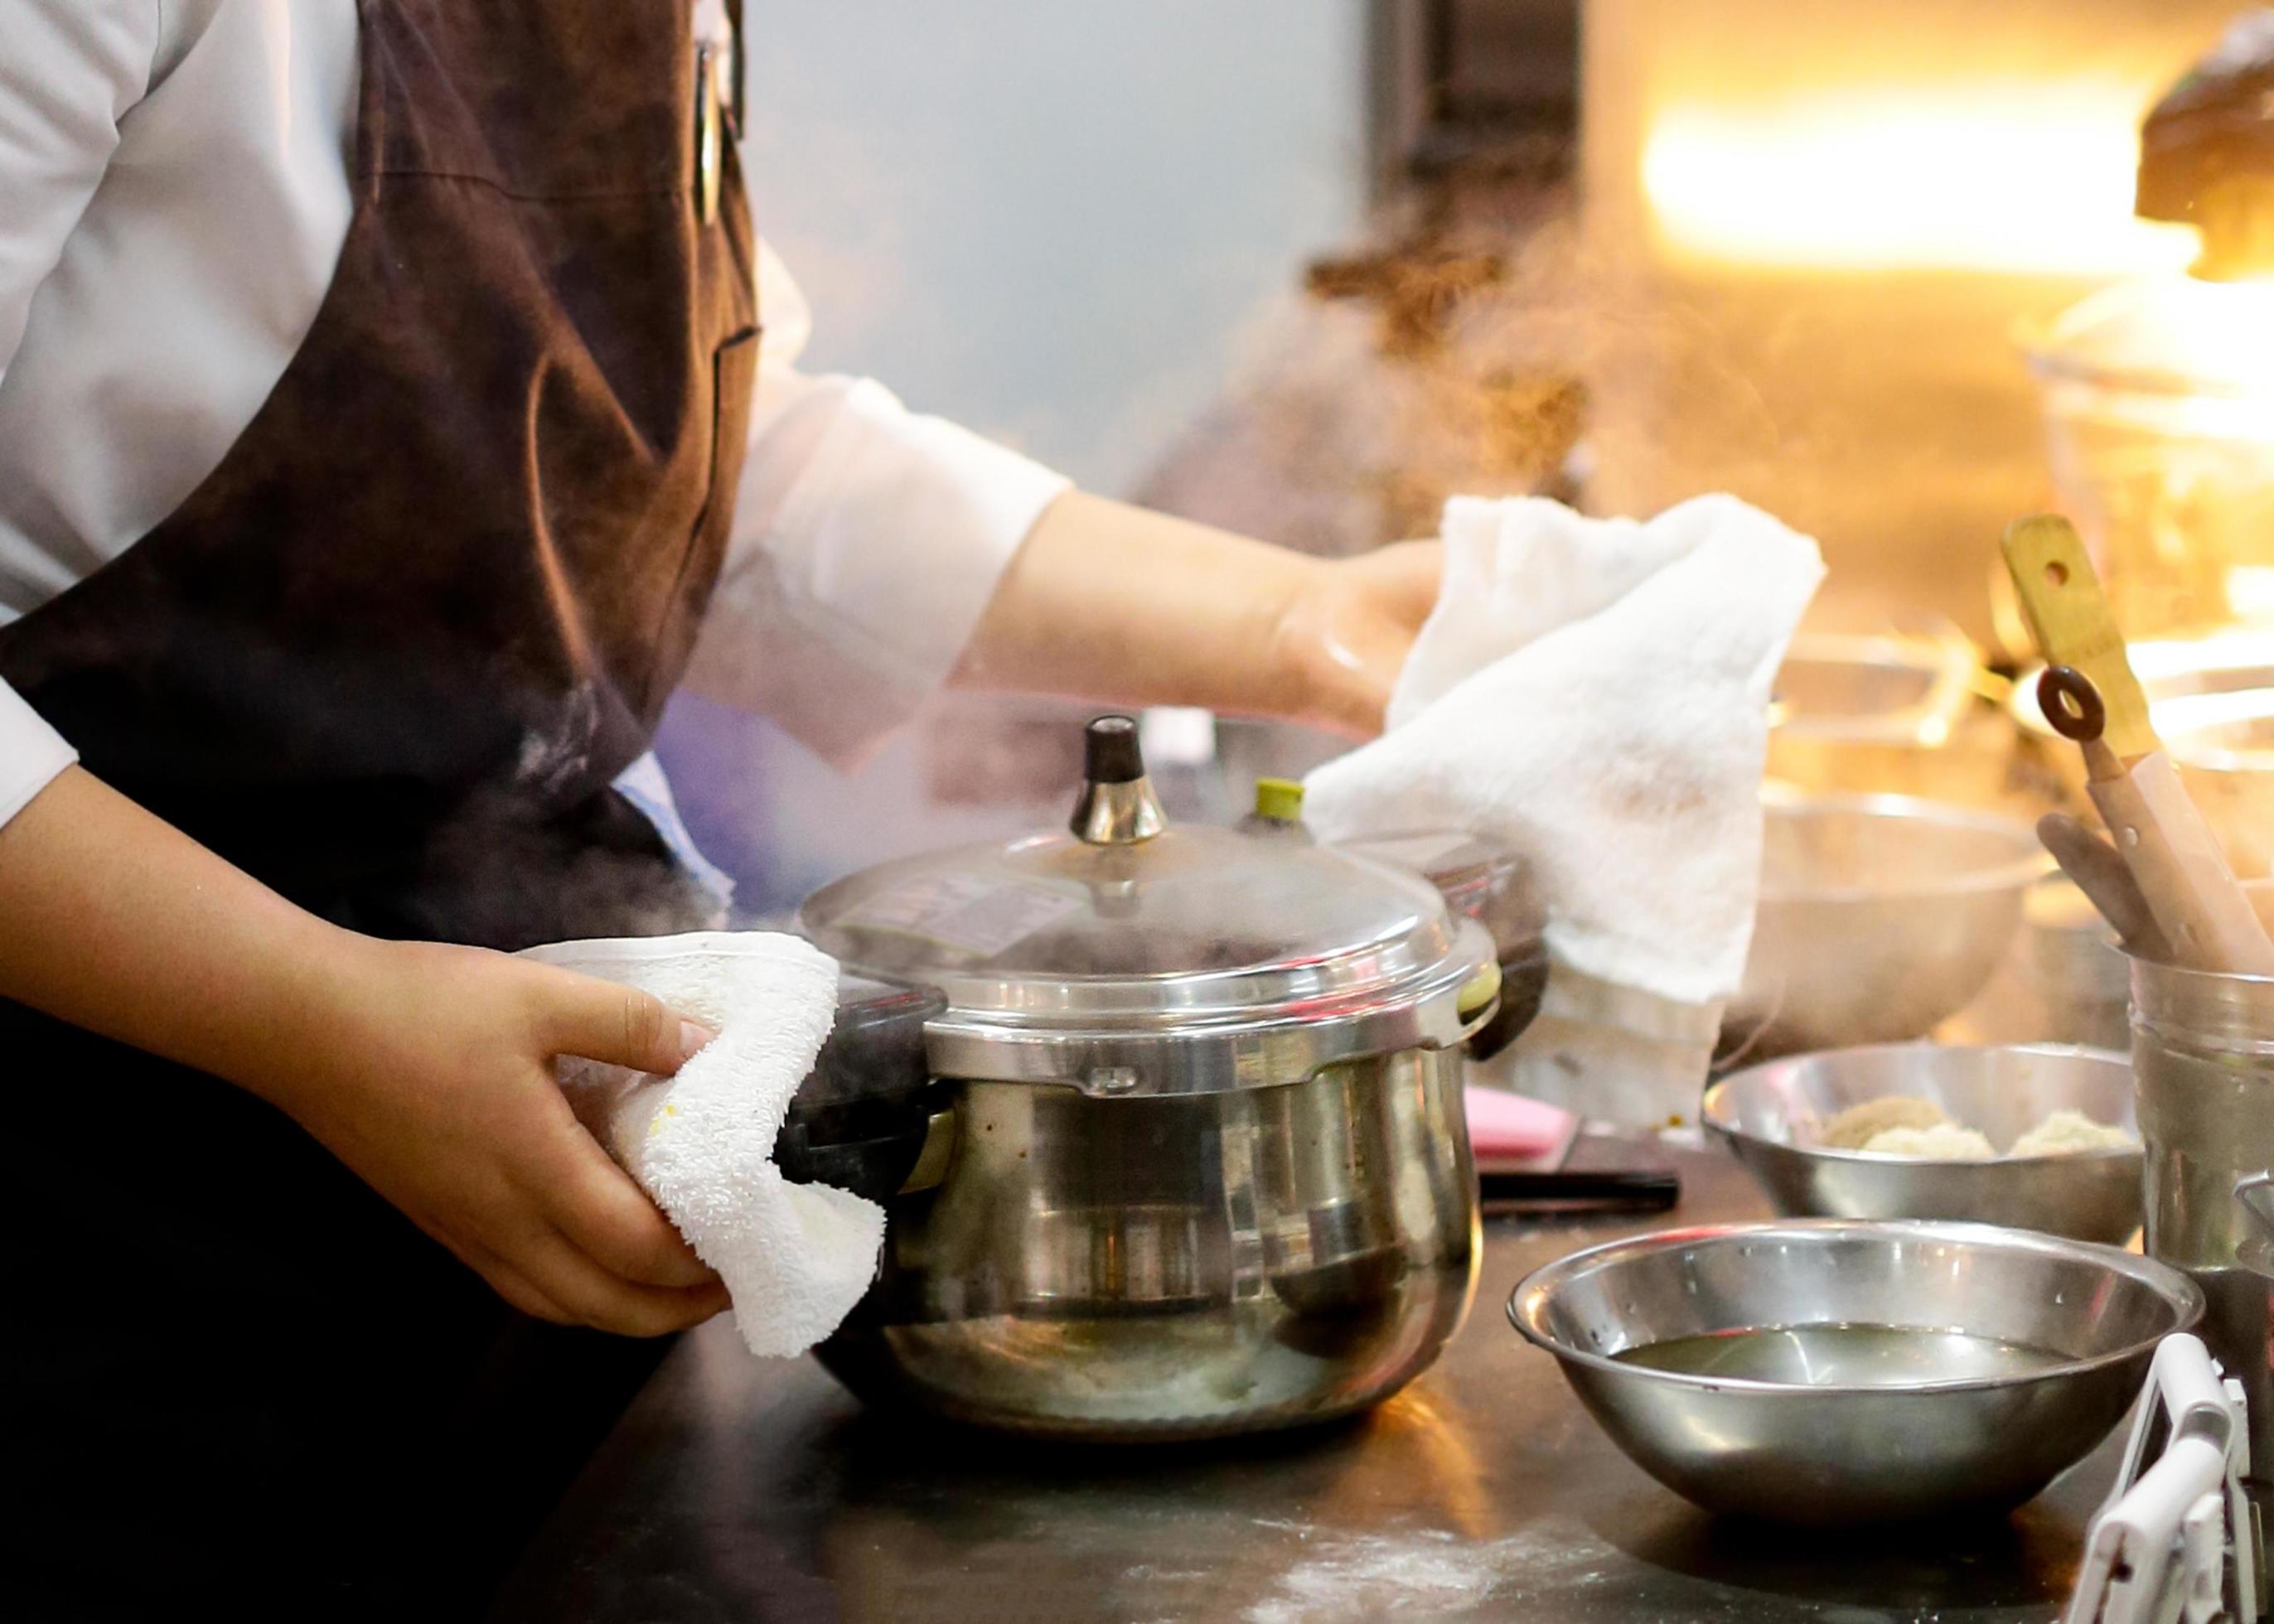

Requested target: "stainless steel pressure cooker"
[{"left": 788, "top": 716, "right": 1499, "bottom": 1440}]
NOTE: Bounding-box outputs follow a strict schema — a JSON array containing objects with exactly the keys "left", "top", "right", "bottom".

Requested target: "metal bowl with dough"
[{"left": 1701, "top": 1042, "right": 2144, "bottom": 1245}]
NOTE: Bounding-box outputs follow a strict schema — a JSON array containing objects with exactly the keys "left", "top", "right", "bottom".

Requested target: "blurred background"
[{"left": 661, "top": 0, "right": 2272, "bottom": 918}]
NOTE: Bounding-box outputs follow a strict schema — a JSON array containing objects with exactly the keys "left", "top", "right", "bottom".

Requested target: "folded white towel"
[
  {"left": 518, "top": 931, "right": 883, "bottom": 1358},
  {"left": 1305, "top": 495, "right": 1824, "bottom": 1117}
]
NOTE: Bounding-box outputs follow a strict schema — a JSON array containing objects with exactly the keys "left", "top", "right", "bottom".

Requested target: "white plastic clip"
[{"left": 2064, "top": 1334, "right": 2259, "bottom": 1624}]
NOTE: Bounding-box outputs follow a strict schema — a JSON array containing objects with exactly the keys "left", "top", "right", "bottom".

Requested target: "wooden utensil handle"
[
  {"left": 2087, "top": 759, "right": 2274, "bottom": 975},
  {"left": 2036, "top": 812, "right": 2170, "bottom": 958},
  {"left": 2127, "top": 752, "right": 2274, "bottom": 976},
  {"left": 2001, "top": 516, "right": 2160, "bottom": 762}
]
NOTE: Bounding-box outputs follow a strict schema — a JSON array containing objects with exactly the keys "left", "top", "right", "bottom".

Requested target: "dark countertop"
[{"left": 491, "top": 1144, "right": 2113, "bottom": 1624}]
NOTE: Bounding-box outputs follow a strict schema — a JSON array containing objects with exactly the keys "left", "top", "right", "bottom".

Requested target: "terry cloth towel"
[
  {"left": 517, "top": 931, "right": 881, "bottom": 1358},
  {"left": 1305, "top": 494, "right": 1824, "bottom": 1120}
]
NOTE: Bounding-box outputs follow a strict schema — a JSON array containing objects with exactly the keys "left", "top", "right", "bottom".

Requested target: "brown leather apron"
[{"left": 1, "top": 2, "right": 757, "bottom": 1613}]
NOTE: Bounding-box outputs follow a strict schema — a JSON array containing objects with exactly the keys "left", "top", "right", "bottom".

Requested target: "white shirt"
[{"left": 0, "top": 0, "right": 1067, "bottom": 829}]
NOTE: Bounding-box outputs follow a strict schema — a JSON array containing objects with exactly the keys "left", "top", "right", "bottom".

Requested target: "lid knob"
[
  {"left": 1071, "top": 714, "right": 1168, "bottom": 845},
  {"left": 1083, "top": 713, "right": 1146, "bottom": 784}
]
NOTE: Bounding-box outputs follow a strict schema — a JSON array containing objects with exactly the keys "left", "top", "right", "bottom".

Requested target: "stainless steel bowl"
[
  {"left": 1767, "top": 630, "right": 2015, "bottom": 807},
  {"left": 2022, "top": 875, "right": 2133, "bottom": 1051},
  {"left": 1508, "top": 1220, "right": 2203, "bottom": 1524},
  {"left": 1726, "top": 795, "right": 2047, "bottom": 1056},
  {"left": 1702, "top": 1043, "right": 2144, "bottom": 1244}
]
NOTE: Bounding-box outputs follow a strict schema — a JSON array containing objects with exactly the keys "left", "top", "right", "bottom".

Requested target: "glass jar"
[
  {"left": 2130, "top": 950, "right": 2274, "bottom": 1506},
  {"left": 2027, "top": 277, "right": 2274, "bottom": 640}
]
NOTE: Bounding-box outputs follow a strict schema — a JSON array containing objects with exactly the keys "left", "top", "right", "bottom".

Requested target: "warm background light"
[
  {"left": 1641, "top": 85, "right": 2200, "bottom": 276},
  {"left": 1581, "top": 0, "right": 2244, "bottom": 641}
]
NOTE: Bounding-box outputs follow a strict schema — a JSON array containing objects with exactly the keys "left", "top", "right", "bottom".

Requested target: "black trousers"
[{"left": 10, "top": 1008, "right": 666, "bottom": 1622}]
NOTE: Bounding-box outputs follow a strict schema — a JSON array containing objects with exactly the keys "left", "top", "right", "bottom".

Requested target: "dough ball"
[
  {"left": 2009, "top": 1109, "right": 2136, "bottom": 1157},
  {"left": 1821, "top": 1095, "right": 1948, "bottom": 1151},
  {"left": 1859, "top": 1122, "right": 1997, "bottom": 1161}
]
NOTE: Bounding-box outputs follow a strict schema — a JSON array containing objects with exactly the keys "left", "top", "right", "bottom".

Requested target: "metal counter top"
[{"left": 491, "top": 1145, "right": 2112, "bottom": 1623}]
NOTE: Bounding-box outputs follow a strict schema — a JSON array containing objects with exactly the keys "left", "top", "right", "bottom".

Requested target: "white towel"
[
  {"left": 518, "top": 931, "right": 883, "bottom": 1358},
  {"left": 1305, "top": 495, "right": 1824, "bottom": 1119}
]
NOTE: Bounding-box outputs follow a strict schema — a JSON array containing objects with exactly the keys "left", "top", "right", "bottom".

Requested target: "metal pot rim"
[
  {"left": 1507, "top": 1217, "right": 2202, "bottom": 1398},
  {"left": 920, "top": 920, "right": 1497, "bottom": 1095}
]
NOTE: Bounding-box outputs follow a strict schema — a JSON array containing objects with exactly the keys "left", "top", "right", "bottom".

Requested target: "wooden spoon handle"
[
  {"left": 2088, "top": 755, "right": 2274, "bottom": 974},
  {"left": 2037, "top": 813, "right": 2170, "bottom": 958}
]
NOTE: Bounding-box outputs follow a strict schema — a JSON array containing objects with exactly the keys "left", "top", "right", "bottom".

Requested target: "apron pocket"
[{"left": 644, "top": 324, "right": 762, "bottom": 708}]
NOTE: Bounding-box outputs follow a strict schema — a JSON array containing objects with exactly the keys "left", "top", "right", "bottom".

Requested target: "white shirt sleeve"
[
  {"left": 681, "top": 239, "right": 1071, "bottom": 766},
  {"left": 0, "top": 681, "right": 75, "bottom": 824},
  {"left": 0, "top": 0, "right": 155, "bottom": 825},
  {"left": 0, "top": 0, "right": 156, "bottom": 384}
]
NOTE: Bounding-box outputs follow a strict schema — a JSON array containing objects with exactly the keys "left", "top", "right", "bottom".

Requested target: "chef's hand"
[
  {"left": 956, "top": 490, "right": 1442, "bottom": 737},
  {"left": 1271, "top": 539, "right": 1443, "bottom": 736},
  {"left": 0, "top": 766, "right": 727, "bottom": 1337},
  {"left": 279, "top": 939, "right": 731, "bottom": 1336}
]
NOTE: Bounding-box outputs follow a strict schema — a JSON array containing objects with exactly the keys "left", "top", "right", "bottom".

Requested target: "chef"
[{"left": 0, "top": 1, "right": 1439, "bottom": 1615}]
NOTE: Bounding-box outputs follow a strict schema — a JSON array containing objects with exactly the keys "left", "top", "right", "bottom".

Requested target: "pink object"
[{"left": 1464, "top": 1086, "right": 1576, "bottom": 1160}]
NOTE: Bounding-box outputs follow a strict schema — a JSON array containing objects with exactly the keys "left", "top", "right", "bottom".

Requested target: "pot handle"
[
  {"left": 897, "top": 1109, "right": 959, "bottom": 1196},
  {"left": 1457, "top": 960, "right": 1502, "bottom": 1027},
  {"left": 2237, "top": 1173, "right": 2274, "bottom": 1278}
]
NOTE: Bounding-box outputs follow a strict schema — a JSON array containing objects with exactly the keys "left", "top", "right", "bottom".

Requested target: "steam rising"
[{"left": 1135, "top": 173, "right": 1785, "bottom": 565}]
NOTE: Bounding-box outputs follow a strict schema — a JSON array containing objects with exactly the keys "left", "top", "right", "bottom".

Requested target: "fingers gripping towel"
[
  {"left": 519, "top": 931, "right": 881, "bottom": 1357},
  {"left": 1304, "top": 495, "right": 1824, "bottom": 1112}
]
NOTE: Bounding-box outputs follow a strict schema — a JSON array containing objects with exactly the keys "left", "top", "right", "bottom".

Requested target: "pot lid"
[
  {"left": 1334, "top": 827, "right": 1524, "bottom": 908},
  {"left": 797, "top": 716, "right": 1494, "bottom": 1094},
  {"left": 1338, "top": 827, "right": 1543, "bottom": 948}
]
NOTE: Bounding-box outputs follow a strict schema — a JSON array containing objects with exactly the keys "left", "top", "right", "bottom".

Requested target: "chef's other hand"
[
  {"left": 1274, "top": 539, "right": 1442, "bottom": 737},
  {"left": 954, "top": 490, "right": 1441, "bottom": 739},
  {"left": 276, "top": 940, "right": 729, "bottom": 1335}
]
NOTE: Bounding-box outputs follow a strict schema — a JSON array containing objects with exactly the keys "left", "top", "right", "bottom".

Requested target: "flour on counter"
[{"left": 1242, "top": 1518, "right": 1614, "bottom": 1623}]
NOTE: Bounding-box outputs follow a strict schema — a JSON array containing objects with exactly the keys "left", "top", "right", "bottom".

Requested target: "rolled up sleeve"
[
  {"left": 0, "top": 0, "right": 142, "bottom": 828},
  {"left": 681, "top": 241, "right": 1069, "bottom": 766},
  {"left": 0, "top": 678, "right": 76, "bottom": 827}
]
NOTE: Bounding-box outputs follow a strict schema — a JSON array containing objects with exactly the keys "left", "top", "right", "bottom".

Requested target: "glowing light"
[
  {"left": 2224, "top": 568, "right": 2274, "bottom": 622},
  {"left": 2048, "top": 275, "right": 2274, "bottom": 398},
  {"left": 1642, "top": 84, "right": 2201, "bottom": 275}
]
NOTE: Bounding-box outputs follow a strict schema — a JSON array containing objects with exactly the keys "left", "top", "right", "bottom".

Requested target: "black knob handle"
[{"left": 1082, "top": 714, "right": 1145, "bottom": 785}]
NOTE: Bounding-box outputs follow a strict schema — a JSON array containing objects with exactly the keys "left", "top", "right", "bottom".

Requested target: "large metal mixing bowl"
[
  {"left": 1701, "top": 1043, "right": 2145, "bottom": 1244},
  {"left": 1508, "top": 1220, "right": 2202, "bottom": 1525},
  {"left": 1767, "top": 630, "right": 2015, "bottom": 806},
  {"left": 1726, "top": 795, "right": 2047, "bottom": 1056}
]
